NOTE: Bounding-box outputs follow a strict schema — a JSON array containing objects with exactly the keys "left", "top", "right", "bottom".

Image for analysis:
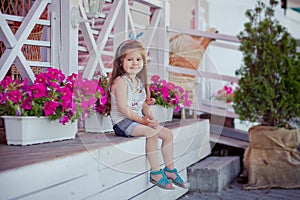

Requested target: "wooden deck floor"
[
  {"left": 0, "top": 118, "right": 210, "bottom": 200},
  {"left": 0, "top": 119, "right": 200, "bottom": 172}
]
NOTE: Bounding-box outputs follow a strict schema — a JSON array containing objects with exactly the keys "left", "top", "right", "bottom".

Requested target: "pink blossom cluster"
[
  {"left": 214, "top": 82, "right": 238, "bottom": 103},
  {"left": 94, "top": 76, "right": 110, "bottom": 115},
  {"left": 149, "top": 75, "right": 192, "bottom": 112},
  {"left": 0, "top": 68, "right": 106, "bottom": 125}
]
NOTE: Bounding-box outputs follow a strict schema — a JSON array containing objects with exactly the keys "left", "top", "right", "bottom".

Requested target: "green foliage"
[{"left": 233, "top": 0, "right": 300, "bottom": 128}]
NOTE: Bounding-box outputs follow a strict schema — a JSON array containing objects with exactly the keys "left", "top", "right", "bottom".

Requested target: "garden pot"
[
  {"left": 1, "top": 116, "right": 78, "bottom": 146},
  {"left": 150, "top": 105, "right": 174, "bottom": 123},
  {"left": 243, "top": 125, "right": 300, "bottom": 189},
  {"left": 85, "top": 113, "right": 113, "bottom": 133}
]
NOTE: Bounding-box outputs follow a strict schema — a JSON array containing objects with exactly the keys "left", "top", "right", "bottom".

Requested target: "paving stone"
[{"left": 187, "top": 156, "right": 240, "bottom": 193}]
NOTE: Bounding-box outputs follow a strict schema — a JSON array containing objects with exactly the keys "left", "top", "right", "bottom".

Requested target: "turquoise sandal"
[
  {"left": 150, "top": 169, "right": 175, "bottom": 190},
  {"left": 163, "top": 167, "right": 187, "bottom": 188}
]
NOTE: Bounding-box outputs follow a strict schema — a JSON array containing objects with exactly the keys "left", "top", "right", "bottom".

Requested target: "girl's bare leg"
[
  {"left": 156, "top": 126, "right": 177, "bottom": 180},
  {"left": 156, "top": 126, "right": 174, "bottom": 169},
  {"left": 131, "top": 125, "right": 161, "bottom": 179},
  {"left": 131, "top": 124, "right": 178, "bottom": 181}
]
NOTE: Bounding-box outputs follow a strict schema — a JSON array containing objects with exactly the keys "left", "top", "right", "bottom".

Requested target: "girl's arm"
[
  {"left": 142, "top": 102, "right": 153, "bottom": 119},
  {"left": 113, "top": 78, "right": 150, "bottom": 125}
]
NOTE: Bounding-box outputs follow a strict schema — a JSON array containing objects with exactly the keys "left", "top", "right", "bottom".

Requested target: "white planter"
[
  {"left": 1, "top": 116, "right": 78, "bottom": 146},
  {"left": 150, "top": 105, "right": 174, "bottom": 123},
  {"left": 85, "top": 113, "right": 113, "bottom": 133},
  {"left": 203, "top": 99, "right": 233, "bottom": 110}
]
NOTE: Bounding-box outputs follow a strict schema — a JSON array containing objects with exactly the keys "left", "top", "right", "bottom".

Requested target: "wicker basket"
[
  {"left": 168, "top": 28, "right": 218, "bottom": 100},
  {"left": 0, "top": 0, "right": 48, "bottom": 80}
]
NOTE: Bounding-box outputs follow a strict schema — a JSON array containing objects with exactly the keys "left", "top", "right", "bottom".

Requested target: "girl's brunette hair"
[{"left": 106, "top": 40, "right": 150, "bottom": 111}]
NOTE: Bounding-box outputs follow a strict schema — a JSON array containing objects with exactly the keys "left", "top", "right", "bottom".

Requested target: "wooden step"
[{"left": 0, "top": 119, "right": 211, "bottom": 200}]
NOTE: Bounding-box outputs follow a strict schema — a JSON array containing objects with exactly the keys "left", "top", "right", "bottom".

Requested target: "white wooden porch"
[
  {"left": 0, "top": 119, "right": 211, "bottom": 200},
  {"left": 5, "top": 0, "right": 300, "bottom": 198}
]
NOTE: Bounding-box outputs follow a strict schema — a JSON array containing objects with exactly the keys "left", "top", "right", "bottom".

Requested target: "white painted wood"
[
  {"left": 14, "top": 52, "right": 37, "bottom": 83},
  {"left": 1, "top": 14, "right": 50, "bottom": 26},
  {"left": 135, "top": 0, "right": 164, "bottom": 8},
  {"left": 210, "top": 134, "right": 248, "bottom": 149},
  {"left": 157, "top": 0, "right": 169, "bottom": 80},
  {"left": 0, "top": 150, "right": 100, "bottom": 200},
  {"left": 210, "top": 41, "right": 240, "bottom": 50},
  {"left": 144, "top": 8, "right": 161, "bottom": 52},
  {"left": 60, "top": 0, "right": 79, "bottom": 75},
  {"left": 0, "top": 0, "right": 49, "bottom": 82},
  {"left": 129, "top": 5, "right": 152, "bottom": 16},
  {"left": 0, "top": 11, "right": 17, "bottom": 48},
  {"left": 167, "top": 27, "right": 240, "bottom": 43},
  {"left": 198, "top": 104, "right": 239, "bottom": 118},
  {"left": 113, "top": 0, "right": 128, "bottom": 53},
  {"left": 83, "top": 0, "right": 123, "bottom": 79},
  {"left": 128, "top": 5, "right": 137, "bottom": 33},
  {"left": 27, "top": 61, "right": 51, "bottom": 67},
  {"left": 17, "top": 122, "right": 207, "bottom": 199},
  {"left": 0, "top": 120, "right": 210, "bottom": 200},
  {"left": 194, "top": 0, "right": 202, "bottom": 30},
  {"left": 49, "top": 0, "right": 60, "bottom": 69},
  {"left": 24, "top": 40, "right": 50, "bottom": 47},
  {"left": 147, "top": 1, "right": 170, "bottom": 79},
  {"left": 167, "top": 65, "right": 239, "bottom": 83},
  {"left": 78, "top": 4, "right": 106, "bottom": 78}
]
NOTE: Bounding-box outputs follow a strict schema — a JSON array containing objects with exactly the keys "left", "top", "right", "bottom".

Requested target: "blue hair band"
[{"left": 117, "top": 32, "right": 144, "bottom": 58}]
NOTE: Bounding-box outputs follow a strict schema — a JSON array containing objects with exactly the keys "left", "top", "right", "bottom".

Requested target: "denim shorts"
[{"left": 113, "top": 118, "right": 139, "bottom": 137}]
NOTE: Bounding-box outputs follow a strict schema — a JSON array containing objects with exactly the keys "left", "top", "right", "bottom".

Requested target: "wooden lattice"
[{"left": 0, "top": 0, "right": 48, "bottom": 80}]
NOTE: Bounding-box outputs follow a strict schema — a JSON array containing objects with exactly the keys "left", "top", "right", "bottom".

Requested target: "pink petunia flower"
[
  {"left": 59, "top": 115, "right": 70, "bottom": 125},
  {"left": 31, "top": 83, "right": 48, "bottom": 98},
  {"left": 46, "top": 68, "right": 66, "bottom": 83},
  {"left": 44, "top": 100, "right": 60, "bottom": 116},
  {"left": 166, "top": 82, "right": 176, "bottom": 90},
  {"left": 21, "top": 97, "right": 33, "bottom": 110},
  {"left": 151, "top": 75, "right": 160, "bottom": 84},
  {"left": 8, "top": 90, "right": 22, "bottom": 103}
]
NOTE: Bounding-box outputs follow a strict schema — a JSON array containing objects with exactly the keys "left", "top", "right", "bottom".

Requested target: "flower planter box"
[
  {"left": 202, "top": 99, "right": 233, "bottom": 110},
  {"left": 85, "top": 113, "right": 113, "bottom": 133},
  {"left": 150, "top": 105, "right": 174, "bottom": 123},
  {"left": 1, "top": 116, "right": 78, "bottom": 146}
]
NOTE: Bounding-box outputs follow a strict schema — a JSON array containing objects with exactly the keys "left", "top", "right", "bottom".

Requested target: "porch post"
[
  {"left": 49, "top": 0, "right": 60, "bottom": 69},
  {"left": 156, "top": 0, "right": 170, "bottom": 80},
  {"left": 114, "top": 0, "right": 129, "bottom": 53},
  {"left": 59, "top": 0, "right": 79, "bottom": 75}
]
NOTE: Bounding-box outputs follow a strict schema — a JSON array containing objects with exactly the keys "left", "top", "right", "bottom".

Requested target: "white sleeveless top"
[{"left": 110, "top": 75, "right": 146, "bottom": 125}]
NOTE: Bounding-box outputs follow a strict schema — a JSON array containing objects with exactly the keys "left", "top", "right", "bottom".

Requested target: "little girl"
[{"left": 108, "top": 40, "right": 186, "bottom": 190}]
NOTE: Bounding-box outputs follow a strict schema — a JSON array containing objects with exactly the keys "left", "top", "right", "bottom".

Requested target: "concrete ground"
[{"left": 178, "top": 179, "right": 300, "bottom": 200}]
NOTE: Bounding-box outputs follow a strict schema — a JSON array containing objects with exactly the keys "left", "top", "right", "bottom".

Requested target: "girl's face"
[{"left": 122, "top": 50, "right": 144, "bottom": 76}]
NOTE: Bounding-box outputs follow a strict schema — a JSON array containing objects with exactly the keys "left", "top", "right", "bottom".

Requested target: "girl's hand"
[
  {"left": 142, "top": 116, "right": 158, "bottom": 129},
  {"left": 149, "top": 119, "right": 159, "bottom": 129}
]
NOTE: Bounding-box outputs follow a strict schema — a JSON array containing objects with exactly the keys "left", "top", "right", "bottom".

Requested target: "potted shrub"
[
  {"left": 233, "top": 0, "right": 300, "bottom": 189},
  {"left": 84, "top": 76, "right": 113, "bottom": 133},
  {"left": 0, "top": 68, "right": 103, "bottom": 145},
  {"left": 149, "top": 75, "right": 192, "bottom": 122}
]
